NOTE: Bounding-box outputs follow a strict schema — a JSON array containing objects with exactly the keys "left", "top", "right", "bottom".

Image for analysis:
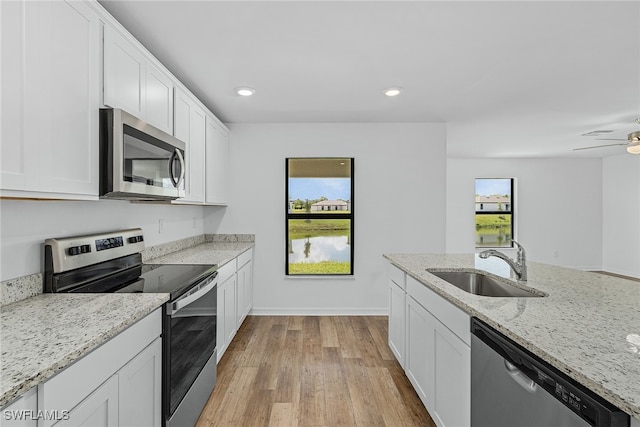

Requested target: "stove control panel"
[{"left": 45, "top": 228, "right": 146, "bottom": 273}]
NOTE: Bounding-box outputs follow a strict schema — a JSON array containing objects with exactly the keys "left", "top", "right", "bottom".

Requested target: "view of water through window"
[
  {"left": 475, "top": 178, "right": 514, "bottom": 248},
  {"left": 286, "top": 158, "right": 354, "bottom": 275}
]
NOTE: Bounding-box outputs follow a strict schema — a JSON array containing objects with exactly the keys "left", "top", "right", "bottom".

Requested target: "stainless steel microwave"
[{"left": 99, "top": 108, "right": 186, "bottom": 200}]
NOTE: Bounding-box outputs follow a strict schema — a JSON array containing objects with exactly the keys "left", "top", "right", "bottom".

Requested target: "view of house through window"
[
  {"left": 286, "top": 158, "right": 354, "bottom": 275},
  {"left": 475, "top": 178, "right": 514, "bottom": 248}
]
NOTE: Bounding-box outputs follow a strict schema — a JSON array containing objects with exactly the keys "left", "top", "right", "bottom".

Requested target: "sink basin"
[{"left": 426, "top": 269, "right": 546, "bottom": 298}]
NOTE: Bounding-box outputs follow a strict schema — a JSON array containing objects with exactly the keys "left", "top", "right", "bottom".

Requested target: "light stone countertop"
[
  {"left": 0, "top": 237, "right": 253, "bottom": 408},
  {"left": 0, "top": 293, "right": 168, "bottom": 408},
  {"left": 144, "top": 242, "right": 254, "bottom": 267},
  {"left": 384, "top": 253, "right": 640, "bottom": 419}
]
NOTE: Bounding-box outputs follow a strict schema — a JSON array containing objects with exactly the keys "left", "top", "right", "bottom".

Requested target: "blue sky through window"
[
  {"left": 289, "top": 178, "right": 350, "bottom": 201},
  {"left": 475, "top": 178, "right": 511, "bottom": 197}
]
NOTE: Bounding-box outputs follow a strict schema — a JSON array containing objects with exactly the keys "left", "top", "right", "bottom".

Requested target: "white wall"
[
  {"left": 446, "top": 158, "right": 603, "bottom": 270},
  {"left": 603, "top": 155, "right": 640, "bottom": 278},
  {"left": 205, "top": 123, "right": 447, "bottom": 314},
  {"left": 0, "top": 199, "right": 205, "bottom": 281}
]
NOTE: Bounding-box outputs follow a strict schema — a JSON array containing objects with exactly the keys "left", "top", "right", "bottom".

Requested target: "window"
[
  {"left": 475, "top": 178, "right": 514, "bottom": 248},
  {"left": 286, "top": 158, "right": 354, "bottom": 275}
]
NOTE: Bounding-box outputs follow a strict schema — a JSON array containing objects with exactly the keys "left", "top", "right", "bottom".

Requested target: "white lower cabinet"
[
  {"left": 216, "top": 248, "right": 254, "bottom": 363},
  {"left": 389, "top": 265, "right": 470, "bottom": 427},
  {"left": 236, "top": 252, "right": 253, "bottom": 327},
  {"left": 431, "top": 314, "right": 470, "bottom": 427},
  {"left": 37, "top": 309, "right": 162, "bottom": 427},
  {"left": 388, "top": 277, "right": 406, "bottom": 368},
  {"left": 1, "top": 387, "right": 38, "bottom": 427},
  {"left": 117, "top": 338, "right": 162, "bottom": 427},
  {"left": 55, "top": 375, "right": 119, "bottom": 427}
]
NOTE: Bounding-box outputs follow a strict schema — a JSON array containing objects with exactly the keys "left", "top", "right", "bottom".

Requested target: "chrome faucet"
[{"left": 479, "top": 240, "right": 528, "bottom": 282}]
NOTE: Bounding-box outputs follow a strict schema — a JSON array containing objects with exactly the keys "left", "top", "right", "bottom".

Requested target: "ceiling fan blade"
[
  {"left": 594, "top": 138, "right": 629, "bottom": 141},
  {"left": 573, "top": 142, "right": 630, "bottom": 151}
]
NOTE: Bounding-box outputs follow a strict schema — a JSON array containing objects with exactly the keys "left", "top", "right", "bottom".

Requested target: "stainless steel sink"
[{"left": 426, "top": 270, "right": 546, "bottom": 297}]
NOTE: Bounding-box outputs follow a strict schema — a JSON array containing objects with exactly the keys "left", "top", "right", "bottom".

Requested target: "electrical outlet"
[
  {"left": 159, "top": 219, "right": 164, "bottom": 234},
  {"left": 553, "top": 250, "right": 559, "bottom": 258},
  {"left": 193, "top": 217, "right": 197, "bottom": 229}
]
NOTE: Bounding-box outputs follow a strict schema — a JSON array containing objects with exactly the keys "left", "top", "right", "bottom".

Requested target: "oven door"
[{"left": 164, "top": 273, "right": 217, "bottom": 427}]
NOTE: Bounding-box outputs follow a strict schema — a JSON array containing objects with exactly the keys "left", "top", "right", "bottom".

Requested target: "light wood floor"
[{"left": 196, "top": 316, "right": 436, "bottom": 427}]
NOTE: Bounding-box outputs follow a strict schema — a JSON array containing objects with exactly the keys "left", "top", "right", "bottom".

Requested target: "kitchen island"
[{"left": 384, "top": 253, "right": 640, "bottom": 421}]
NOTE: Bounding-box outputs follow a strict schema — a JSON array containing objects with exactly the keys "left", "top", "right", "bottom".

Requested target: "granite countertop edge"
[
  {"left": 143, "top": 241, "right": 254, "bottom": 266},
  {"left": 383, "top": 253, "right": 640, "bottom": 420},
  {"left": 0, "top": 293, "right": 169, "bottom": 408}
]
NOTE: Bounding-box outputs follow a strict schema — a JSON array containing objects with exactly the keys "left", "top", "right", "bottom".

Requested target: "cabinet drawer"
[
  {"left": 216, "top": 259, "right": 236, "bottom": 284},
  {"left": 406, "top": 276, "right": 470, "bottom": 346},
  {"left": 388, "top": 264, "right": 406, "bottom": 290},
  {"left": 237, "top": 248, "right": 253, "bottom": 268}
]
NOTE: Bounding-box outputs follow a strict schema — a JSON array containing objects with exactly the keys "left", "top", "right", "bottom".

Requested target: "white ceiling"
[{"left": 98, "top": 0, "right": 640, "bottom": 158}]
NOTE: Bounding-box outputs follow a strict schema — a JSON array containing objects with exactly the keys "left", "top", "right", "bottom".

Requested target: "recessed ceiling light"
[
  {"left": 235, "top": 87, "right": 255, "bottom": 97},
  {"left": 383, "top": 87, "right": 403, "bottom": 97}
]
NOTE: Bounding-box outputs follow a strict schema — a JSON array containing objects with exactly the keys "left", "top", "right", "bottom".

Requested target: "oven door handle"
[{"left": 170, "top": 276, "right": 217, "bottom": 315}]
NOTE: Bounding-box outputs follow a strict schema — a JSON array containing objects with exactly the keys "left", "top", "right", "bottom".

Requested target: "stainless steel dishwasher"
[{"left": 471, "top": 318, "right": 630, "bottom": 427}]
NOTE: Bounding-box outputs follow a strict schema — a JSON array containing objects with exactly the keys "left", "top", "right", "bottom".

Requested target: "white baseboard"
[{"left": 249, "top": 307, "right": 389, "bottom": 316}]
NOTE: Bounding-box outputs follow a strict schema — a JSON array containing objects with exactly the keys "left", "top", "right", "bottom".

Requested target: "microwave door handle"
[
  {"left": 169, "top": 149, "right": 185, "bottom": 188},
  {"left": 170, "top": 277, "right": 216, "bottom": 315}
]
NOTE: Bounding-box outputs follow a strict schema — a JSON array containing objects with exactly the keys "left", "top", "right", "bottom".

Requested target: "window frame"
[
  {"left": 474, "top": 178, "right": 515, "bottom": 249},
  {"left": 285, "top": 157, "right": 355, "bottom": 276}
]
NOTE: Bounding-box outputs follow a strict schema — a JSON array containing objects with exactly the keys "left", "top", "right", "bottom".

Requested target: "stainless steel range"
[{"left": 44, "top": 228, "right": 217, "bottom": 427}]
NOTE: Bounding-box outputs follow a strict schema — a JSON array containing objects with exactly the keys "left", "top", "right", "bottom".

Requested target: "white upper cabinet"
[
  {"left": 1, "top": 0, "right": 228, "bottom": 202},
  {"left": 103, "top": 25, "right": 145, "bottom": 119},
  {"left": 205, "top": 115, "right": 229, "bottom": 205},
  {"left": 173, "top": 87, "right": 206, "bottom": 204},
  {"left": 0, "top": 0, "right": 100, "bottom": 199},
  {"left": 103, "top": 25, "right": 174, "bottom": 135},
  {"left": 145, "top": 63, "right": 174, "bottom": 134}
]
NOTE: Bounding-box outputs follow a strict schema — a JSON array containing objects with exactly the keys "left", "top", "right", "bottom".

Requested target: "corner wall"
[{"left": 206, "top": 123, "right": 447, "bottom": 314}]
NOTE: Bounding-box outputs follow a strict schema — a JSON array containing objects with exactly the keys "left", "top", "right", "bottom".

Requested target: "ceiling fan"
[{"left": 574, "top": 118, "right": 640, "bottom": 154}]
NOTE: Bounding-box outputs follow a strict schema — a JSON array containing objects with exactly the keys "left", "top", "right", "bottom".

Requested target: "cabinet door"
[
  {"left": 188, "top": 106, "right": 206, "bottom": 202},
  {"left": 118, "top": 338, "right": 162, "bottom": 427},
  {"left": 205, "top": 117, "right": 229, "bottom": 205},
  {"left": 243, "top": 259, "right": 253, "bottom": 316},
  {"left": 1, "top": 387, "right": 37, "bottom": 427},
  {"left": 236, "top": 260, "right": 253, "bottom": 326},
  {"left": 431, "top": 319, "right": 470, "bottom": 427},
  {"left": 173, "top": 88, "right": 205, "bottom": 203},
  {"left": 55, "top": 375, "right": 118, "bottom": 427},
  {"left": 35, "top": 0, "right": 99, "bottom": 196},
  {"left": 103, "top": 25, "right": 145, "bottom": 118},
  {"left": 0, "top": 0, "right": 29, "bottom": 191},
  {"left": 145, "top": 63, "right": 174, "bottom": 134},
  {"left": 224, "top": 274, "right": 238, "bottom": 347},
  {"left": 1, "top": 0, "right": 99, "bottom": 197},
  {"left": 216, "top": 274, "right": 237, "bottom": 362},
  {"left": 405, "top": 296, "right": 434, "bottom": 407},
  {"left": 388, "top": 280, "right": 406, "bottom": 368},
  {"left": 216, "top": 277, "right": 226, "bottom": 362}
]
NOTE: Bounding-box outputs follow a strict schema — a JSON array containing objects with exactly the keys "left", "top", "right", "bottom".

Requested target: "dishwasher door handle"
[{"left": 504, "top": 360, "right": 538, "bottom": 393}]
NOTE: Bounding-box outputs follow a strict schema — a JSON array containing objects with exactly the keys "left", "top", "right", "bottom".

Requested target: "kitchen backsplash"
[
  {"left": 0, "top": 273, "right": 43, "bottom": 306},
  {"left": 0, "top": 234, "right": 255, "bottom": 306}
]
